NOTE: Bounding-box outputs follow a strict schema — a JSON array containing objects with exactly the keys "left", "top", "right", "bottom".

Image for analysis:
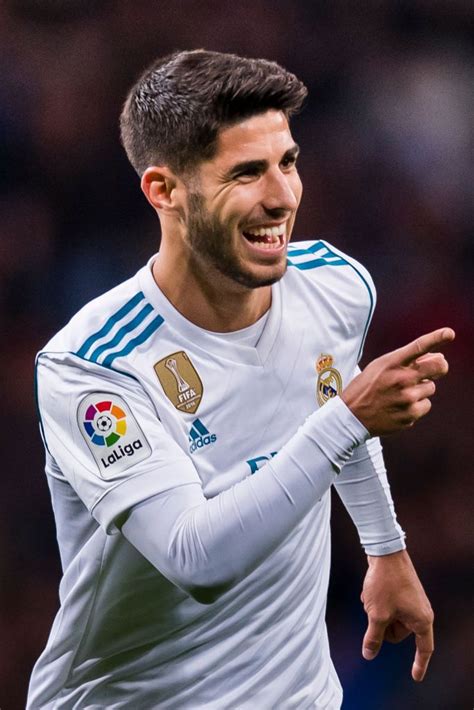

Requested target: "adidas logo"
[{"left": 188, "top": 419, "right": 217, "bottom": 454}]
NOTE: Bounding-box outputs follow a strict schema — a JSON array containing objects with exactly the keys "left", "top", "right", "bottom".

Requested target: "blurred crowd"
[{"left": 0, "top": 1, "right": 472, "bottom": 707}]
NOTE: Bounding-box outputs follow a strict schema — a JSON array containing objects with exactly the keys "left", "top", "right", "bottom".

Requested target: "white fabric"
[
  {"left": 202, "top": 309, "right": 269, "bottom": 347},
  {"left": 28, "top": 240, "right": 405, "bottom": 709},
  {"left": 122, "top": 395, "right": 367, "bottom": 602}
]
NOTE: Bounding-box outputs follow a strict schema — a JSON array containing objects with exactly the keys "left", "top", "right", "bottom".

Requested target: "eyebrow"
[{"left": 224, "top": 143, "right": 300, "bottom": 180}]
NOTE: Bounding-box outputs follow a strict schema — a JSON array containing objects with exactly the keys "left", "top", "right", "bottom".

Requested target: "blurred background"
[{"left": 0, "top": 0, "right": 472, "bottom": 707}]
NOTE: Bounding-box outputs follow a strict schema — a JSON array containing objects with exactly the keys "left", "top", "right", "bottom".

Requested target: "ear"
[{"left": 141, "top": 166, "right": 179, "bottom": 212}]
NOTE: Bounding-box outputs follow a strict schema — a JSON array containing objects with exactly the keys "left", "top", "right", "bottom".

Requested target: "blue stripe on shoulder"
[
  {"left": 287, "top": 241, "right": 346, "bottom": 269},
  {"left": 102, "top": 315, "right": 164, "bottom": 368},
  {"left": 76, "top": 291, "right": 145, "bottom": 358},
  {"left": 286, "top": 240, "right": 326, "bottom": 258},
  {"left": 287, "top": 256, "right": 346, "bottom": 270},
  {"left": 89, "top": 303, "right": 154, "bottom": 364}
]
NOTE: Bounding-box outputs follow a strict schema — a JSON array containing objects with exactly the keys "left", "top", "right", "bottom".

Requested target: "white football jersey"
[{"left": 28, "top": 240, "right": 401, "bottom": 709}]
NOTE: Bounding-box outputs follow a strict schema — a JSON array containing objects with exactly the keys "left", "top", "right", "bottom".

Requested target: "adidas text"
[{"left": 190, "top": 433, "right": 217, "bottom": 454}]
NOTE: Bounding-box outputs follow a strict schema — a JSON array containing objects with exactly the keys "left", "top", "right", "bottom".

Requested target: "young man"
[{"left": 28, "top": 50, "right": 454, "bottom": 708}]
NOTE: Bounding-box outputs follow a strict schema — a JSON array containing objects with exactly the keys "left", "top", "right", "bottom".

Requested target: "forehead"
[{"left": 212, "top": 110, "right": 294, "bottom": 166}]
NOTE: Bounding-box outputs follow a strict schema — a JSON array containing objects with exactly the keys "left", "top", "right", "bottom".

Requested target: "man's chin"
[{"left": 227, "top": 260, "right": 287, "bottom": 290}]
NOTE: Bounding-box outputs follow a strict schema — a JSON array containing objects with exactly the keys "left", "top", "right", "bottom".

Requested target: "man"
[{"left": 28, "top": 50, "right": 454, "bottom": 708}]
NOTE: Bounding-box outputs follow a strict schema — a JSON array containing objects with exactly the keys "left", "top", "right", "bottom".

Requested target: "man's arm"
[
  {"left": 335, "top": 329, "right": 454, "bottom": 681},
  {"left": 121, "top": 395, "right": 366, "bottom": 603},
  {"left": 335, "top": 421, "right": 405, "bottom": 556},
  {"left": 121, "top": 329, "right": 453, "bottom": 606},
  {"left": 38, "top": 329, "right": 453, "bottom": 615},
  {"left": 334, "top": 437, "right": 434, "bottom": 681}
]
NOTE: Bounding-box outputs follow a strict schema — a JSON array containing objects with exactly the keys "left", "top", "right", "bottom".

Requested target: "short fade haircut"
[{"left": 120, "top": 49, "right": 307, "bottom": 177}]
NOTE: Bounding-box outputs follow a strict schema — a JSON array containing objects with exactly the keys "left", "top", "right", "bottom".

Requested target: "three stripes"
[
  {"left": 287, "top": 240, "right": 347, "bottom": 270},
  {"left": 76, "top": 291, "right": 164, "bottom": 369}
]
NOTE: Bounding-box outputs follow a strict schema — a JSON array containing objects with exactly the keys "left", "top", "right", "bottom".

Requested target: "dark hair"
[{"left": 120, "top": 49, "right": 307, "bottom": 176}]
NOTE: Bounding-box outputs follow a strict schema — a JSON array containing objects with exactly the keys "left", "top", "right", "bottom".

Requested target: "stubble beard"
[{"left": 186, "top": 192, "right": 286, "bottom": 290}]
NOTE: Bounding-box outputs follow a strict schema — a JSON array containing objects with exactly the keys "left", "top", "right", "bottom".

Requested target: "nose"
[{"left": 261, "top": 168, "right": 300, "bottom": 214}]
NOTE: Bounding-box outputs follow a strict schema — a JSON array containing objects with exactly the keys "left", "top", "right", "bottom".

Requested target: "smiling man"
[{"left": 28, "top": 51, "right": 454, "bottom": 708}]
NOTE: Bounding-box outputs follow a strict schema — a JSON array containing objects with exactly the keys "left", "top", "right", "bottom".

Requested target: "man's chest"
[{"left": 133, "top": 306, "right": 360, "bottom": 495}]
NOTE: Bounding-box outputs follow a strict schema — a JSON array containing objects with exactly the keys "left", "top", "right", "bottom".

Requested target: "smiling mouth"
[{"left": 241, "top": 223, "right": 286, "bottom": 251}]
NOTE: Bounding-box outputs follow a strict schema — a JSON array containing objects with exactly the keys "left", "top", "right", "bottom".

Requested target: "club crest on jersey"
[
  {"left": 316, "top": 353, "right": 342, "bottom": 406},
  {"left": 154, "top": 351, "right": 203, "bottom": 414}
]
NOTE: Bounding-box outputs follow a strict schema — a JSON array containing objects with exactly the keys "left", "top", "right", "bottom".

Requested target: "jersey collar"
[{"left": 138, "top": 255, "right": 283, "bottom": 367}]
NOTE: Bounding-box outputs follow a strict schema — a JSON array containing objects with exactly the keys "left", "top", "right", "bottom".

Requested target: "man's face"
[{"left": 183, "top": 110, "right": 302, "bottom": 289}]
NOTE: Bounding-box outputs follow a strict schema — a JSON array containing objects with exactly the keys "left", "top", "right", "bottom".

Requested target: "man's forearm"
[
  {"left": 334, "top": 437, "right": 406, "bottom": 555},
  {"left": 122, "top": 396, "right": 367, "bottom": 603}
]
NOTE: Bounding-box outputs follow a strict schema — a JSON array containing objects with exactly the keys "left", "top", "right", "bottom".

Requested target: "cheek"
[
  {"left": 220, "top": 184, "right": 261, "bottom": 220},
  {"left": 291, "top": 172, "right": 303, "bottom": 204},
  {"left": 216, "top": 201, "right": 249, "bottom": 231}
]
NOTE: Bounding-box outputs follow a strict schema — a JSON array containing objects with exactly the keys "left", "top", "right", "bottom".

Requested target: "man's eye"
[
  {"left": 281, "top": 156, "right": 297, "bottom": 169},
  {"left": 236, "top": 169, "right": 260, "bottom": 180}
]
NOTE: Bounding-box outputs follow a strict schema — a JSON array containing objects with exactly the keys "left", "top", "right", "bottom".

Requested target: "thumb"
[{"left": 362, "top": 618, "right": 387, "bottom": 660}]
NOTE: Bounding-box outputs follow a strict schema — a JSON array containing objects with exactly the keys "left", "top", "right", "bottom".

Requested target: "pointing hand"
[{"left": 342, "top": 328, "right": 455, "bottom": 436}]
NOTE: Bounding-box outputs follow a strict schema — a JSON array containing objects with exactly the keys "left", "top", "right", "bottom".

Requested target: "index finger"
[
  {"left": 412, "top": 625, "right": 434, "bottom": 682},
  {"left": 392, "top": 328, "right": 455, "bottom": 366}
]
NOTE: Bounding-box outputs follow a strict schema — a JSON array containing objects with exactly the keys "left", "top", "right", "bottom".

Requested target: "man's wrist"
[
  {"left": 367, "top": 548, "right": 411, "bottom": 566},
  {"left": 364, "top": 537, "right": 406, "bottom": 557},
  {"left": 304, "top": 395, "right": 371, "bottom": 474}
]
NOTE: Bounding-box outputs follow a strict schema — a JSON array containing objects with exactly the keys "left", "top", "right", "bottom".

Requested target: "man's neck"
[{"left": 152, "top": 252, "right": 272, "bottom": 333}]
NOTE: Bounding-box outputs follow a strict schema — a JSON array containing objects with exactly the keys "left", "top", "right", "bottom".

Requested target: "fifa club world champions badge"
[
  {"left": 316, "top": 353, "right": 343, "bottom": 406},
  {"left": 154, "top": 351, "right": 203, "bottom": 414}
]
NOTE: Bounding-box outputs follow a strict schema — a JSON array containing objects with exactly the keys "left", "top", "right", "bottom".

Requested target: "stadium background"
[{"left": 0, "top": 1, "right": 472, "bottom": 707}]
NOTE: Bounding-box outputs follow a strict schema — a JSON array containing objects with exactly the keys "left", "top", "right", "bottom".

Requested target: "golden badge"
[
  {"left": 316, "top": 353, "right": 343, "bottom": 406},
  {"left": 154, "top": 351, "right": 203, "bottom": 414}
]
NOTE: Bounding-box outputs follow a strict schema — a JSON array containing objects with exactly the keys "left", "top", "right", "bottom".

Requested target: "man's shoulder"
[
  {"left": 286, "top": 238, "right": 375, "bottom": 302},
  {"left": 287, "top": 239, "right": 373, "bottom": 284},
  {"left": 284, "top": 239, "right": 376, "bottom": 359},
  {"left": 40, "top": 268, "right": 150, "bottom": 363}
]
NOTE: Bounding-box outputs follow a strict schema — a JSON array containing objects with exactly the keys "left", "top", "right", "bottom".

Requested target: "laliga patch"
[{"left": 77, "top": 393, "right": 151, "bottom": 479}]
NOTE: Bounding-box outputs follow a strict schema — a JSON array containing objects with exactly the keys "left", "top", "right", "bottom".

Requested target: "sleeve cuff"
[
  {"left": 364, "top": 537, "right": 407, "bottom": 556},
  {"left": 304, "top": 395, "right": 370, "bottom": 473}
]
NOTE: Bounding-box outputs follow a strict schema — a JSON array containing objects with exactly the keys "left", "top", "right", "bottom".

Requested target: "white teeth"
[
  {"left": 253, "top": 240, "right": 278, "bottom": 249},
  {"left": 246, "top": 223, "right": 285, "bottom": 238}
]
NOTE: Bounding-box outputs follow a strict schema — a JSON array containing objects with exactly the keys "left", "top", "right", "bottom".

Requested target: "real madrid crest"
[
  {"left": 154, "top": 351, "right": 203, "bottom": 414},
  {"left": 316, "top": 353, "right": 342, "bottom": 406}
]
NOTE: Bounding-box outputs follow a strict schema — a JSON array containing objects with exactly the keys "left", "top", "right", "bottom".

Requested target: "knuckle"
[
  {"left": 434, "top": 355, "right": 449, "bottom": 375},
  {"left": 419, "top": 615, "right": 434, "bottom": 629},
  {"left": 412, "top": 400, "right": 431, "bottom": 419},
  {"left": 423, "top": 608, "right": 435, "bottom": 625},
  {"left": 401, "top": 391, "right": 417, "bottom": 407},
  {"left": 414, "top": 611, "right": 434, "bottom": 632}
]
